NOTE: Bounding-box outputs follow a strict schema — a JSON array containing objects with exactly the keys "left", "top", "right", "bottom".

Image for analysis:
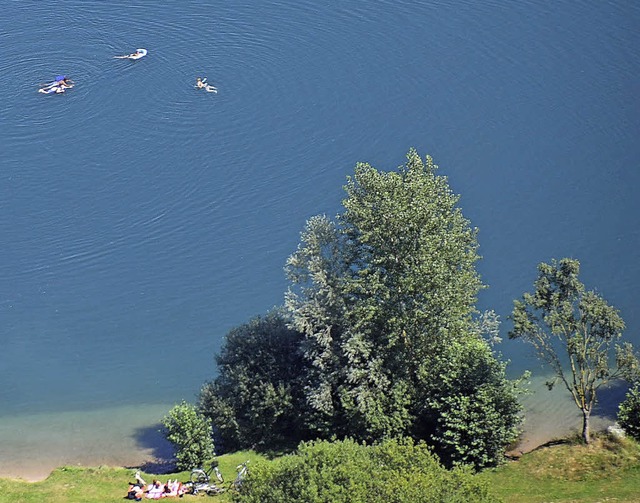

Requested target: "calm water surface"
[{"left": 1, "top": 0, "right": 638, "bottom": 477}]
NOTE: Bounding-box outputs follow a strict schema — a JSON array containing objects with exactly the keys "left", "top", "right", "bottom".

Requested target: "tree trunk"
[{"left": 582, "top": 409, "right": 590, "bottom": 444}]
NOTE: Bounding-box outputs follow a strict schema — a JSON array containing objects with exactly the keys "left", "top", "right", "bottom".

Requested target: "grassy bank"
[
  {"left": 0, "top": 437, "right": 638, "bottom": 502},
  {"left": 0, "top": 451, "right": 261, "bottom": 503},
  {"left": 479, "top": 435, "right": 640, "bottom": 502}
]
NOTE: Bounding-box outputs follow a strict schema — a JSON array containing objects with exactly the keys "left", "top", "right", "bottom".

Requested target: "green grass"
[
  {"left": 1, "top": 437, "right": 639, "bottom": 502},
  {"left": 0, "top": 450, "right": 265, "bottom": 503},
  {"left": 480, "top": 434, "right": 640, "bottom": 502}
]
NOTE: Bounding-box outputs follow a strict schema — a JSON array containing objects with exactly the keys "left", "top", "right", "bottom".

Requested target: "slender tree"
[{"left": 509, "top": 258, "right": 636, "bottom": 443}]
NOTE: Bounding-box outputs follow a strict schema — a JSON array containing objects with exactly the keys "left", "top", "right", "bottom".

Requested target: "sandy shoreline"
[
  {"left": 0, "top": 382, "right": 624, "bottom": 482},
  {"left": 0, "top": 403, "right": 174, "bottom": 482},
  {"left": 511, "top": 375, "right": 626, "bottom": 455}
]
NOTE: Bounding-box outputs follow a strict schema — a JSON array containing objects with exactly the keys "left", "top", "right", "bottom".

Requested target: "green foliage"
[
  {"left": 234, "top": 438, "right": 497, "bottom": 503},
  {"left": 198, "top": 381, "right": 241, "bottom": 452},
  {"left": 423, "top": 338, "right": 524, "bottom": 469},
  {"left": 198, "top": 149, "right": 522, "bottom": 467},
  {"left": 284, "top": 215, "right": 349, "bottom": 437},
  {"left": 509, "top": 258, "right": 636, "bottom": 443},
  {"left": 162, "top": 401, "right": 214, "bottom": 470},
  {"left": 284, "top": 149, "right": 522, "bottom": 467},
  {"left": 618, "top": 383, "right": 640, "bottom": 441},
  {"left": 198, "top": 311, "right": 308, "bottom": 452}
]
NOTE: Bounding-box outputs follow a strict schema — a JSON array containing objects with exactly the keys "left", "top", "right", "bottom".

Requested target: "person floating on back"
[
  {"left": 195, "top": 77, "right": 218, "bottom": 93},
  {"left": 114, "top": 48, "right": 148, "bottom": 60}
]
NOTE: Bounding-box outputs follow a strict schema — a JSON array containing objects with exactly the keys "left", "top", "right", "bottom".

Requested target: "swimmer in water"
[
  {"left": 40, "top": 76, "right": 73, "bottom": 93},
  {"left": 195, "top": 77, "right": 217, "bottom": 93},
  {"left": 114, "top": 48, "right": 147, "bottom": 60}
]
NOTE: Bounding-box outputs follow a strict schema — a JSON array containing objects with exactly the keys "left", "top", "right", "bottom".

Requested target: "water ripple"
[{"left": 0, "top": 0, "right": 639, "bottom": 478}]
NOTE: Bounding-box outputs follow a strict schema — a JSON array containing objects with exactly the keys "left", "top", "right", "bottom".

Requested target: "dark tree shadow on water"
[
  {"left": 125, "top": 423, "right": 177, "bottom": 474},
  {"left": 593, "top": 380, "right": 630, "bottom": 421}
]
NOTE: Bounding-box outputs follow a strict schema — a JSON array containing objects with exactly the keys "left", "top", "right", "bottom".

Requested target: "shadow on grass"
[
  {"left": 528, "top": 437, "right": 573, "bottom": 453},
  {"left": 126, "top": 423, "right": 176, "bottom": 474}
]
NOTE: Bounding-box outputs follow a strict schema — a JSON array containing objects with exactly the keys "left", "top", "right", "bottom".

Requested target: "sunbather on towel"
[
  {"left": 126, "top": 482, "right": 145, "bottom": 501},
  {"left": 146, "top": 480, "right": 165, "bottom": 500}
]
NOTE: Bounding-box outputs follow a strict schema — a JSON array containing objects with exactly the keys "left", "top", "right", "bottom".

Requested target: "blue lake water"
[{"left": 1, "top": 0, "right": 639, "bottom": 478}]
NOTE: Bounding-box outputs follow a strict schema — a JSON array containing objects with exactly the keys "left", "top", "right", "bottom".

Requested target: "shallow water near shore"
[
  {"left": 0, "top": 390, "right": 624, "bottom": 482},
  {"left": 0, "top": 404, "right": 173, "bottom": 481},
  {"left": 1, "top": 0, "right": 638, "bottom": 480}
]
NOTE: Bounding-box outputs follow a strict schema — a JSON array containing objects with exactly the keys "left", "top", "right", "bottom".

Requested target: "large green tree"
[
  {"left": 286, "top": 149, "right": 522, "bottom": 467},
  {"left": 509, "top": 258, "right": 637, "bottom": 443}
]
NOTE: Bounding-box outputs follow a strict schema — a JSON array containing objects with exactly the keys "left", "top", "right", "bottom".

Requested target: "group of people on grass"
[{"left": 127, "top": 472, "right": 186, "bottom": 501}]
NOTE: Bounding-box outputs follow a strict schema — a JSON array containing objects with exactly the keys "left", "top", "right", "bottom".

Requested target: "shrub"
[
  {"left": 234, "top": 438, "right": 497, "bottom": 503},
  {"left": 198, "top": 311, "right": 308, "bottom": 453},
  {"left": 423, "top": 338, "right": 524, "bottom": 469},
  {"left": 162, "top": 401, "right": 215, "bottom": 470},
  {"left": 618, "top": 383, "right": 640, "bottom": 441}
]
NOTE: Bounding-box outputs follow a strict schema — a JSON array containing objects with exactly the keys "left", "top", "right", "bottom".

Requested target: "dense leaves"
[
  {"left": 510, "top": 258, "right": 637, "bottom": 443},
  {"left": 284, "top": 215, "right": 349, "bottom": 437},
  {"left": 161, "top": 401, "right": 214, "bottom": 470},
  {"left": 284, "top": 149, "right": 522, "bottom": 467},
  {"left": 234, "top": 438, "right": 498, "bottom": 503},
  {"left": 198, "top": 311, "right": 308, "bottom": 452},
  {"left": 422, "top": 338, "right": 523, "bottom": 469},
  {"left": 618, "top": 383, "right": 640, "bottom": 441},
  {"left": 197, "top": 150, "right": 522, "bottom": 469}
]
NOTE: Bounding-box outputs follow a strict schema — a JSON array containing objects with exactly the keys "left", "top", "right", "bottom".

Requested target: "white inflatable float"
[
  {"left": 114, "top": 48, "right": 147, "bottom": 60},
  {"left": 38, "top": 86, "right": 65, "bottom": 94},
  {"left": 39, "top": 75, "right": 74, "bottom": 94}
]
